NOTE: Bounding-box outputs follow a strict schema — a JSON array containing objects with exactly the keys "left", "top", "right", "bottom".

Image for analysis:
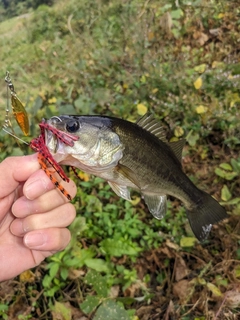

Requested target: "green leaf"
[
  {"left": 215, "top": 168, "right": 238, "bottom": 180},
  {"left": 170, "top": 9, "right": 183, "bottom": 19},
  {"left": 223, "top": 171, "right": 238, "bottom": 180},
  {"left": 159, "top": 4, "right": 172, "bottom": 14},
  {"left": 86, "top": 195, "right": 103, "bottom": 212},
  {"left": 42, "top": 275, "right": 50, "bottom": 288},
  {"left": 44, "top": 285, "right": 60, "bottom": 297},
  {"left": 85, "top": 270, "right": 109, "bottom": 297},
  {"left": 215, "top": 275, "right": 228, "bottom": 287},
  {"left": 187, "top": 132, "right": 199, "bottom": 147},
  {"left": 234, "top": 265, "right": 240, "bottom": 278},
  {"left": 214, "top": 168, "right": 225, "bottom": 178},
  {"left": 100, "top": 238, "right": 140, "bottom": 257},
  {"left": 221, "top": 185, "right": 232, "bottom": 201},
  {"left": 58, "top": 103, "right": 76, "bottom": 114},
  {"left": 224, "top": 197, "right": 240, "bottom": 205},
  {"left": 93, "top": 300, "right": 131, "bottom": 320},
  {"left": 69, "top": 216, "right": 87, "bottom": 234},
  {"left": 194, "top": 63, "right": 206, "bottom": 73},
  {"left": 49, "top": 262, "right": 59, "bottom": 278},
  {"left": 219, "top": 163, "right": 233, "bottom": 171},
  {"left": 0, "top": 304, "right": 8, "bottom": 312},
  {"left": 64, "top": 247, "right": 95, "bottom": 268},
  {"left": 60, "top": 267, "right": 69, "bottom": 281},
  {"left": 80, "top": 296, "right": 101, "bottom": 314},
  {"left": 85, "top": 258, "right": 111, "bottom": 273},
  {"left": 230, "top": 158, "right": 240, "bottom": 173},
  {"left": 74, "top": 96, "right": 93, "bottom": 114},
  {"left": 180, "top": 237, "right": 197, "bottom": 247},
  {"left": 52, "top": 301, "right": 71, "bottom": 320},
  {"left": 206, "top": 283, "right": 222, "bottom": 297}
]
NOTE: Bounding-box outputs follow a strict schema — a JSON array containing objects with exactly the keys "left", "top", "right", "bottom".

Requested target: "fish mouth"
[
  {"left": 45, "top": 117, "right": 63, "bottom": 152},
  {"left": 44, "top": 126, "right": 59, "bottom": 153},
  {"left": 43, "top": 118, "right": 69, "bottom": 156},
  {"left": 43, "top": 127, "right": 72, "bottom": 164},
  {"left": 42, "top": 116, "right": 79, "bottom": 150}
]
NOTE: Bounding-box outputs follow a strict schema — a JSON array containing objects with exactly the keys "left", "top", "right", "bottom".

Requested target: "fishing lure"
[
  {"left": 4, "top": 71, "right": 30, "bottom": 136},
  {"left": 29, "top": 119, "right": 79, "bottom": 200},
  {"left": 2, "top": 72, "right": 78, "bottom": 199}
]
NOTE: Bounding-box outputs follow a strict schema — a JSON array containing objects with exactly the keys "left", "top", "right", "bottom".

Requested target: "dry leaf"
[
  {"left": 78, "top": 171, "right": 90, "bottom": 181},
  {"left": 124, "top": 282, "right": 144, "bottom": 297},
  {"left": 175, "top": 257, "right": 190, "bottom": 282},
  {"left": 193, "top": 31, "right": 209, "bottom": 46},
  {"left": 109, "top": 285, "right": 120, "bottom": 298},
  {"left": 48, "top": 97, "right": 57, "bottom": 104},
  {"left": 218, "top": 13, "right": 225, "bottom": 19},
  {"left": 160, "top": 246, "right": 176, "bottom": 258},
  {"left": 195, "top": 105, "right": 208, "bottom": 114},
  {"left": 68, "top": 269, "right": 85, "bottom": 280},
  {"left": 164, "top": 300, "right": 175, "bottom": 320},
  {"left": 137, "top": 103, "right": 148, "bottom": 116},
  {"left": 173, "top": 279, "right": 193, "bottom": 303},
  {"left": 136, "top": 305, "right": 154, "bottom": 320},
  {"left": 225, "top": 291, "right": 240, "bottom": 308},
  {"left": 166, "top": 239, "right": 180, "bottom": 251},
  {"left": 19, "top": 270, "right": 35, "bottom": 283},
  {"left": 147, "top": 31, "right": 155, "bottom": 41},
  {"left": 209, "top": 28, "right": 221, "bottom": 36},
  {"left": 152, "top": 88, "right": 158, "bottom": 94},
  {"left": 159, "top": 12, "right": 173, "bottom": 35},
  {"left": 212, "top": 61, "right": 225, "bottom": 69},
  {"left": 194, "top": 77, "right": 203, "bottom": 90},
  {"left": 174, "top": 126, "right": 184, "bottom": 138}
]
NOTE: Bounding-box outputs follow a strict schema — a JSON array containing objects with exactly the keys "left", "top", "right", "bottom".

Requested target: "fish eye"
[{"left": 66, "top": 120, "right": 80, "bottom": 133}]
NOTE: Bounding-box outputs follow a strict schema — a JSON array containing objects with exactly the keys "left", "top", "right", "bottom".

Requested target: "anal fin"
[{"left": 143, "top": 194, "right": 167, "bottom": 219}]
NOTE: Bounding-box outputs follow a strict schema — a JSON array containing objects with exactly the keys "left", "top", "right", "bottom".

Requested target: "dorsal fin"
[
  {"left": 136, "top": 113, "right": 167, "bottom": 142},
  {"left": 168, "top": 139, "right": 186, "bottom": 162},
  {"left": 137, "top": 114, "right": 185, "bottom": 162}
]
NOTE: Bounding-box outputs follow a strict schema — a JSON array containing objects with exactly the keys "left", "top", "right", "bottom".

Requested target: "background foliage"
[{"left": 0, "top": 0, "right": 239, "bottom": 319}]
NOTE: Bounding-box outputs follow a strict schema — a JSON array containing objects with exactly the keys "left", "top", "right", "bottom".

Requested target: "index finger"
[{"left": 0, "top": 154, "right": 39, "bottom": 198}]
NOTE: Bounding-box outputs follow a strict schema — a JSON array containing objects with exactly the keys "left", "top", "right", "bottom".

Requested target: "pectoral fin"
[
  {"left": 143, "top": 194, "right": 167, "bottom": 219},
  {"left": 108, "top": 181, "right": 131, "bottom": 201},
  {"left": 115, "top": 163, "right": 140, "bottom": 188}
]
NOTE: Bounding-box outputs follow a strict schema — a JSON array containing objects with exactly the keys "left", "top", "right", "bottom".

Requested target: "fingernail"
[
  {"left": 25, "top": 178, "right": 48, "bottom": 200},
  {"left": 10, "top": 219, "right": 24, "bottom": 236},
  {"left": 12, "top": 197, "right": 31, "bottom": 217},
  {"left": 24, "top": 232, "right": 47, "bottom": 248}
]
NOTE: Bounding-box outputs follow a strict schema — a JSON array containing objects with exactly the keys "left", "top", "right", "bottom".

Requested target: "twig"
[
  {"left": 67, "top": 14, "right": 74, "bottom": 36},
  {"left": 138, "top": 0, "right": 151, "bottom": 19}
]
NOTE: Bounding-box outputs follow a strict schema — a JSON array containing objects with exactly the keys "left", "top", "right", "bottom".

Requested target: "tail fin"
[{"left": 186, "top": 192, "right": 228, "bottom": 241}]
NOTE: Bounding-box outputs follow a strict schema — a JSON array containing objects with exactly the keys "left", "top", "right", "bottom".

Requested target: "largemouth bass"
[{"left": 43, "top": 114, "right": 228, "bottom": 241}]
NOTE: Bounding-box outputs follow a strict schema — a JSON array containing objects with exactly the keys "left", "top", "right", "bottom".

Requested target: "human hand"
[{"left": 0, "top": 154, "right": 76, "bottom": 281}]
